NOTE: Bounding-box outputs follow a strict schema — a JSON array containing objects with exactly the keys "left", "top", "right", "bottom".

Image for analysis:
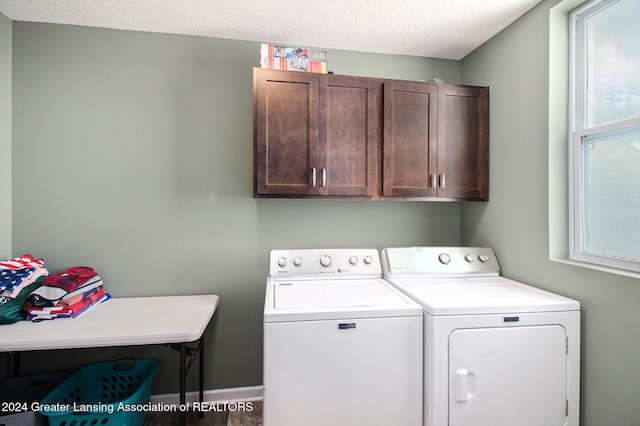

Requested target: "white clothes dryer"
[
  {"left": 263, "top": 249, "right": 423, "bottom": 426},
  {"left": 381, "top": 247, "right": 580, "bottom": 426}
]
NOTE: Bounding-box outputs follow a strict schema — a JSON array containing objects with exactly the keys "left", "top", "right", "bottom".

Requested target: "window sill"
[{"left": 550, "top": 256, "right": 640, "bottom": 280}]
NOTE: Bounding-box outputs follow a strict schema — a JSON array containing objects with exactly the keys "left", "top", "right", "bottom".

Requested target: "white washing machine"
[
  {"left": 381, "top": 247, "right": 580, "bottom": 426},
  {"left": 263, "top": 248, "right": 423, "bottom": 426}
]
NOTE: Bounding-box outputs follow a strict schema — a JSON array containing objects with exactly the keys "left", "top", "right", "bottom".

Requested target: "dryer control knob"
[
  {"left": 439, "top": 253, "right": 451, "bottom": 265},
  {"left": 320, "top": 255, "right": 332, "bottom": 267},
  {"left": 277, "top": 257, "right": 287, "bottom": 267},
  {"left": 464, "top": 254, "right": 475, "bottom": 263},
  {"left": 363, "top": 255, "right": 373, "bottom": 264},
  {"left": 293, "top": 256, "right": 303, "bottom": 266},
  {"left": 478, "top": 253, "right": 489, "bottom": 263},
  {"left": 349, "top": 256, "right": 358, "bottom": 265}
]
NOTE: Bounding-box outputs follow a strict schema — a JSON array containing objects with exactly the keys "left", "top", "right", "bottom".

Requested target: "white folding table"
[{"left": 0, "top": 294, "right": 219, "bottom": 426}]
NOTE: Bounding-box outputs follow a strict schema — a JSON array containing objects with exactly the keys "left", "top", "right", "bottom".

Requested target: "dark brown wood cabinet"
[
  {"left": 383, "top": 80, "right": 488, "bottom": 201},
  {"left": 383, "top": 80, "right": 438, "bottom": 198},
  {"left": 320, "top": 74, "right": 379, "bottom": 197},
  {"left": 436, "top": 84, "right": 489, "bottom": 201},
  {"left": 254, "top": 68, "right": 379, "bottom": 198},
  {"left": 253, "top": 69, "right": 320, "bottom": 196},
  {"left": 254, "top": 68, "right": 489, "bottom": 201}
]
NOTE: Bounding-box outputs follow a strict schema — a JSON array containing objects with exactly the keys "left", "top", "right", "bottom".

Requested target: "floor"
[{"left": 144, "top": 401, "right": 263, "bottom": 426}]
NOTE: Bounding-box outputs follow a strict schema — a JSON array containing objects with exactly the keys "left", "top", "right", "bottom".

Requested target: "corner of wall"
[{"left": 0, "top": 12, "right": 12, "bottom": 259}]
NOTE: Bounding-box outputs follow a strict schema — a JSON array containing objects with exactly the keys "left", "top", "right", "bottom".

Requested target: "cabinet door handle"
[
  {"left": 439, "top": 173, "right": 446, "bottom": 190},
  {"left": 430, "top": 173, "right": 437, "bottom": 189},
  {"left": 321, "top": 168, "right": 327, "bottom": 187},
  {"left": 311, "top": 168, "right": 317, "bottom": 187}
]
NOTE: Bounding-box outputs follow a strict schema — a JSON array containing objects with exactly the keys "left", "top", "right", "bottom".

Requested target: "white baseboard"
[{"left": 151, "top": 386, "right": 263, "bottom": 405}]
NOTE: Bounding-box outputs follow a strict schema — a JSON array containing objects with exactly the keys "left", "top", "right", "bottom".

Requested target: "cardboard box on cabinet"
[{"left": 260, "top": 43, "right": 328, "bottom": 73}]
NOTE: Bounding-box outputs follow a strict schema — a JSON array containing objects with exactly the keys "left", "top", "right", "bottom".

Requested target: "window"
[{"left": 569, "top": 0, "right": 640, "bottom": 272}]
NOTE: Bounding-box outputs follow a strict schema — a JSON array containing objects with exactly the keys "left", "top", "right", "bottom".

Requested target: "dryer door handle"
[
  {"left": 455, "top": 368, "right": 476, "bottom": 402},
  {"left": 455, "top": 369, "right": 469, "bottom": 402}
]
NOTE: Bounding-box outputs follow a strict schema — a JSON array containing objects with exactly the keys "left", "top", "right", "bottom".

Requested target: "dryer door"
[{"left": 448, "top": 325, "right": 567, "bottom": 426}]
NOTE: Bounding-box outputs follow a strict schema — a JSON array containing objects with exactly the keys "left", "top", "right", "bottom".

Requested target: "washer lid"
[
  {"left": 385, "top": 276, "right": 580, "bottom": 315},
  {"left": 264, "top": 278, "right": 422, "bottom": 322}
]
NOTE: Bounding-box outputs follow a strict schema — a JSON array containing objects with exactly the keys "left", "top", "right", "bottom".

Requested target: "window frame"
[{"left": 568, "top": 0, "right": 640, "bottom": 273}]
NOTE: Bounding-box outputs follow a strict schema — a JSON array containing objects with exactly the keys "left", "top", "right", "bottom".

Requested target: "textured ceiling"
[{"left": 0, "top": 0, "right": 542, "bottom": 60}]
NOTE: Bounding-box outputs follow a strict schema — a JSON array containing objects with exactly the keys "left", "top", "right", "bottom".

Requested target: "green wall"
[
  {"left": 0, "top": 12, "right": 10, "bottom": 260},
  {"left": 460, "top": 0, "right": 640, "bottom": 424},
  {"left": 7, "top": 22, "right": 462, "bottom": 393}
]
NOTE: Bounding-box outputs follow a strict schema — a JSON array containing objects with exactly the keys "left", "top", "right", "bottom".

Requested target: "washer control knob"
[
  {"left": 277, "top": 257, "right": 287, "bottom": 267},
  {"left": 363, "top": 255, "right": 373, "bottom": 265},
  {"left": 438, "top": 253, "right": 451, "bottom": 265},
  {"left": 293, "top": 256, "right": 303, "bottom": 267},
  {"left": 349, "top": 256, "right": 358, "bottom": 265},
  {"left": 320, "top": 255, "right": 332, "bottom": 267},
  {"left": 464, "top": 254, "right": 475, "bottom": 263},
  {"left": 478, "top": 253, "right": 489, "bottom": 263}
]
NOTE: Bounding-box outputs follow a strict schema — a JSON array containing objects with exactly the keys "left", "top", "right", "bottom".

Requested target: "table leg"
[
  {"left": 169, "top": 339, "right": 205, "bottom": 425},
  {"left": 199, "top": 335, "right": 204, "bottom": 418},
  {"left": 180, "top": 342, "right": 186, "bottom": 426}
]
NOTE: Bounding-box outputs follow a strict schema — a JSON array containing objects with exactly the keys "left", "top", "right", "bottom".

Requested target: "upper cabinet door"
[
  {"left": 320, "top": 75, "right": 379, "bottom": 197},
  {"left": 254, "top": 69, "right": 320, "bottom": 196},
  {"left": 437, "top": 85, "right": 489, "bottom": 201},
  {"left": 383, "top": 80, "right": 438, "bottom": 198}
]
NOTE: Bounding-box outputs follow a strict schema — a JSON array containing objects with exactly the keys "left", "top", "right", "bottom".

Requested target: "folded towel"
[{"left": 29, "top": 267, "right": 99, "bottom": 307}]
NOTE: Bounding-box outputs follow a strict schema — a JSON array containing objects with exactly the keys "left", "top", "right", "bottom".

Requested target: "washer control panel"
[
  {"left": 381, "top": 247, "right": 500, "bottom": 277},
  {"left": 269, "top": 249, "right": 381, "bottom": 280}
]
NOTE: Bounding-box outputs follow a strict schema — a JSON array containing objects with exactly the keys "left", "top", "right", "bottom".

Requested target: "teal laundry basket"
[{"left": 39, "top": 359, "right": 159, "bottom": 426}]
